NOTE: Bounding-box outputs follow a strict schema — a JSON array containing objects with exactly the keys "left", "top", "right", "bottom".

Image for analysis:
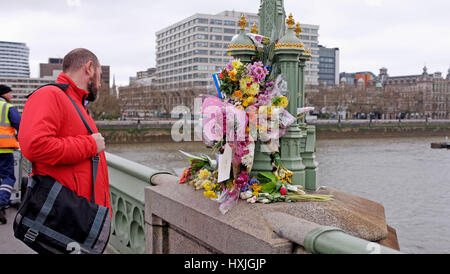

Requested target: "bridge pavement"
[{"left": 0, "top": 207, "right": 36, "bottom": 254}]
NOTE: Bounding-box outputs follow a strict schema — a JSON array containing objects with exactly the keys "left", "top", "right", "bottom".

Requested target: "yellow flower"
[
  {"left": 279, "top": 96, "right": 289, "bottom": 108},
  {"left": 203, "top": 180, "right": 212, "bottom": 191},
  {"left": 199, "top": 169, "right": 211, "bottom": 179},
  {"left": 204, "top": 191, "right": 218, "bottom": 199},
  {"left": 246, "top": 83, "right": 260, "bottom": 96},
  {"left": 242, "top": 96, "right": 255, "bottom": 108},
  {"left": 232, "top": 59, "right": 243, "bottom": 69},
  {"left": 286, "top": 170, "right": 294, "bottom": 178},
  {"left": 251, "top": 185, "right": 262, "bottom": 197},
  {"left": 229, "top": 69, "right": 238, "bottom": 81},
  {"left": 239, "top": 76, "right": 253, "bottom": 92}
]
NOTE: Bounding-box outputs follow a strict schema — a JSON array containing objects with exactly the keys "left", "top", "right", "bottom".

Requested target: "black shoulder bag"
[{"left": 13, "top": 84, "right": 111, "bottom": 254}]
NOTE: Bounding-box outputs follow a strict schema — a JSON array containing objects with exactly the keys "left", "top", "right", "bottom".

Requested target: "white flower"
[
  {"left": 247, "top": 196, "right": 257, "bottom": 204},
  {"left": 262, "top": 199, "right": 270, "bottom": 204},
  {"left": 279, "top": 168, "right": 286, "bottom": 179},
  {"left": 241, "top": 153, "right": 254, "bottom": 168},
  {"left": 240, "top": 191, "right": 253, "bottom": 200},
  {"left": 287, "top": 185, "right": 299, "bottom": 192}
]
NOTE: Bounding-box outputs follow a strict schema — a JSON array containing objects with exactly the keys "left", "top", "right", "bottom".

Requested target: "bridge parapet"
[{"left": 105, "top": 152, "right": 172, "bottom": 254}]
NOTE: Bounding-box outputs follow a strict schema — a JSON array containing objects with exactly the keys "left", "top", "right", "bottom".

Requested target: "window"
[
  {"left": 210, "top": 19, "right": 223, "bottom": 25},
  {"left": 224, "top": 28, "right": 235, "bottom": 34},
  {"left": 210, "top": 58, "right": 222, "bottom": 63},
  {"left": 210, "top": 50, "right": 223, "bottom": 56},
  {"left": 195, "top": 18, "right": 208, "bottom": 24},
  {"left": 195, "top": 26, "right": 208, "bottom": 32},
  {"left": 224, "top": 20, "right": 236, "bottom": 26},
  {"left": 195, "top": 34, "right": 208, "bottom": 40},
  {"left": 195, "top": 42, "right": 208, "bottom": 47},
  {"left": 194, "top": 49, "right": 208, "bottom": 55},
  {"left": 223, "top": 36, "right": 233, "bottom": 41},
  {"left": 210, "top": 27, "right": 223, "bottom": 33},
  {"left": 209, "top": 42, "right": 222, "bottom": 48},
  {"left": 300, "top": 35, "right": 310, "bottom": 40},
  {"left": 210, "top": 35, "right": 222, "bottom": 41},
  {"left": 194, "top": 58, "right": 209, "bottom": 63}
]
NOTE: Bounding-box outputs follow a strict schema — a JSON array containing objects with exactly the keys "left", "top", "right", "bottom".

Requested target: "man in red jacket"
[{"left": 19, "top": 48, "right": 111, "bottom": 213}]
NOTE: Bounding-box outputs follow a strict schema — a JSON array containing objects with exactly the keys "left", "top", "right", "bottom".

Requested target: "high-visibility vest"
[{"left": 0, "top": 100, "right": 19, "bottom": 153}]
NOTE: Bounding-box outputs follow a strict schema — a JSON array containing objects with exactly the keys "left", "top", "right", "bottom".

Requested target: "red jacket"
[{"left": 19, "top": 73, "right": 111, "bottom": 213}]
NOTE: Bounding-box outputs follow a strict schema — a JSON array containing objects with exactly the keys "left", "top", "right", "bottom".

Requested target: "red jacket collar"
[{"left": 56, "top": 72, "right": 89, "bottom": 104}]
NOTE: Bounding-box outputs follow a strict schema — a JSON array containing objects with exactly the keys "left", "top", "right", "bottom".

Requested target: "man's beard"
[{"left": 86, "top": 74, "right": 99, "bottom": 102}]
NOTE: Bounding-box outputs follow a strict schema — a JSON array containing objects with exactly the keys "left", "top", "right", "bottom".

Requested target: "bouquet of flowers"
[{"left": 180, "top": 34, "right": 332, "bottom": 214}]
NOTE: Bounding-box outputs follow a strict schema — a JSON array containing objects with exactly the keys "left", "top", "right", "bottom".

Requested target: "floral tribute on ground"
[{"left": 179, "top": 34, "right": 332, "bottom": 214}]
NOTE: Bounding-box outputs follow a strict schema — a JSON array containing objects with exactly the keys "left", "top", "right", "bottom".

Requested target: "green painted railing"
[
  {"left": 105, "top": 152, "right": 172, "bottom": 254},
  {"left": 266, "top": 212, "right": 403, "bottom": 254}
]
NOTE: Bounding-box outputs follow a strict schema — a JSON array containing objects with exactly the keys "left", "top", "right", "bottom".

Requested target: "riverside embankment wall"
[{"left": 96, "top": 120, "right": 450, "bottom": 143}]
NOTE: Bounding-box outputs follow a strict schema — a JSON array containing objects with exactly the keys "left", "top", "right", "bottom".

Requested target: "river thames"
[{"left": 108, "top": 136, "right": 450, "bottom": 254}]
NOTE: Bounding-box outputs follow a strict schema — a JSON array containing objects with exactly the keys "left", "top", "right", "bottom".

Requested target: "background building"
[
  {"left": 310, "top": 67, "right": 450, "bottom": 120},
  {"left": 39, "top": 57, "right": 111, "bottom": 87},
  {"left": 0, "top": 77, "right": 54, "bottom": 113},
  {"left": 298, "top": 24, "right": 320, "bottom": 89},
  {"left": 155, "top": 10, "right": 320, "bottom": 91},
  {"left": 0, "top": 41, "right": 30, "bottom": 78},
  {"left": 339, "top": 71, "right": 376, "bottom": 88},
  {"left": 318, "top": 45, "right": 339, "bottom": 86},
  {"left": 40, "top": 57, "right": 63, "bottom": 79},
  {"left": 129, "top": 67, "right": 156, "bottom": 86}
]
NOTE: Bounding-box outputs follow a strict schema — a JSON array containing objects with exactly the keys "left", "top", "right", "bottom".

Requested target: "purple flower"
[
  {"left": 242, "top": 178, "right": 260, "bottom": 192},
  {"left": 247, "top": 62, "right": 269, "bottom": 84}
]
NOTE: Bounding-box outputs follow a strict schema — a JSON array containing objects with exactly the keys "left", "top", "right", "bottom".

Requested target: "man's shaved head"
[{"left": 62, "top": 48, "right": 100, "bottom": 73}]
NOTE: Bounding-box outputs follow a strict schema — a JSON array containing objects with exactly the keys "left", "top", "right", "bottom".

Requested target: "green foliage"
[
  {"left": 257, "top": 172, "right": 276, "bottom": 184},
  {"left": 261, "top": 181, "right": 276, "bottom": 194}
]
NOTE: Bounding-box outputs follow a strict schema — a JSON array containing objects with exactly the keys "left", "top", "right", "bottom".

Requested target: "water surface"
[{"left": 107, "top": 136, "right": 450, "bottom": 254}]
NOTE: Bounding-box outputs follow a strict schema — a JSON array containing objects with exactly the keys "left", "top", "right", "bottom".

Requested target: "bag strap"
[
  {"left": 63, "top": 93, "right": 99, "bottom": 204},
  {"left": 29, "top": 83, "right": 99, "bottom": 204},
  {"left": 26, "top": 83, "right": 71, "bottom": 99}
]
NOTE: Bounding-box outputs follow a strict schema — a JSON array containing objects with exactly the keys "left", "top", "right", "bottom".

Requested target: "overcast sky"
[{"left": 1, "top": 0, "right": 449, "bottom": 86}]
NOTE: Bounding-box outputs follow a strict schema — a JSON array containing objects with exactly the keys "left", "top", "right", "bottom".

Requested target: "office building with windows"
[
  {"left": 40, "top": 57, "right": 111, "bottom": 87},
  {"left": 0, "top": 41, "right": 30, "bottom": 78},
  {"left": 318, "top": 45, "right": 339, "bottom": 86},
  {"left": 155, "top": 11, "right": 320, "bottom": 91},
  {"left": 0, "top": 77, "right": 54, "bottom": 113}
]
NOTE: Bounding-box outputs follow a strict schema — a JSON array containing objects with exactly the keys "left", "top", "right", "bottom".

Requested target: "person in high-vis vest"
[{"left": 0, "top": 85, "right": 21, "bottom": 225}]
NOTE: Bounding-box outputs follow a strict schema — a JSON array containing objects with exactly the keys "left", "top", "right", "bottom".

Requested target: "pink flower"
[
  {"left": 235, "top": 171, "right": 250, "bottom": 189},
  {"left": 280, "top": 186, "right": 287, "bottom": 196}
]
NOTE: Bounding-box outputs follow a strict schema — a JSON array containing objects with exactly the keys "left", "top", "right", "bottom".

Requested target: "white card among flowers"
[{"left": 218, "top": 144, "right": 233, "bottom": 183}]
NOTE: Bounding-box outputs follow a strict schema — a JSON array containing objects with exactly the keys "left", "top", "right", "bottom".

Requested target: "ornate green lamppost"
[
  {"left": 275, "top": 14, "right": 307, "bottom": 187},
  {"left": 228, "top": 1, "right": 319, "bottom": 190},
  {"left": 228, "top": 15, "right": 256, "bottom": 63}
]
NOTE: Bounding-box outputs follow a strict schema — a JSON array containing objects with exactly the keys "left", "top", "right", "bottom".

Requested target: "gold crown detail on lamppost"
[
  {"left": 251, "top": 23, "right": 259, "bottom": 34},
  {"left": 286, "top": 13, "right": 295, "bottom": 29},
  {"left": 295, "top": 22, "right": 302, "bottom": 37},
  {"left": 239, "top": 14, "right": 248, "bottom": 30}
]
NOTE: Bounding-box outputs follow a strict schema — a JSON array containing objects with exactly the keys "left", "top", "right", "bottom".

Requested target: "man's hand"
[{"left": 92, "top": 133, "right": 105, "bottom": 154}]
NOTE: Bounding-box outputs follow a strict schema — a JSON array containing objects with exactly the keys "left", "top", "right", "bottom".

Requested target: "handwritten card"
[{"left": 218, "top": 144, "right": 232, "bottom": 183}]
